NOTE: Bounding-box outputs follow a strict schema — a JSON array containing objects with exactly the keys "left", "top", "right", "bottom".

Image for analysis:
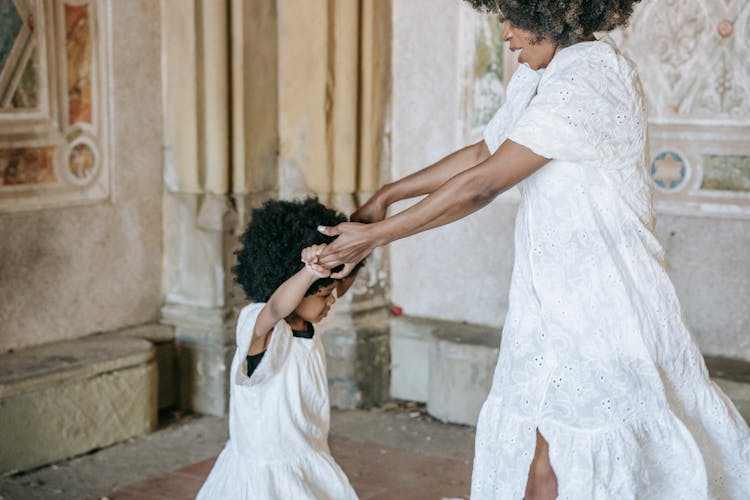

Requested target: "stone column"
[
  {"left": 325, "top": 0, "right": 393, "bottom": 408},
  {"left": 160, "top": 0, "right": 236, "bottom": 415},
  {"left": 275, "top": 0, "right": 394, "bottom": 408},
  {"left": 160, "top": 0, "right": 393, "bottom": 414}
]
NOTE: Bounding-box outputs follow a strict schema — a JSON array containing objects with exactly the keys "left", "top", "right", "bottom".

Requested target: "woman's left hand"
[{"left": 317, "top": 222, "right": 378, "bottom": 278}]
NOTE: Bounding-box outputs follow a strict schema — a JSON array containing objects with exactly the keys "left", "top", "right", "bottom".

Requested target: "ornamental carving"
[
  {"left": 613, "top": 0, "right": 750, "bottom": 209},
  {"left": 615, "top": 0, "right": 750, "bottom": 121},
  {"left": 0, "top": 0, "right": 110, "bottom": 212}
]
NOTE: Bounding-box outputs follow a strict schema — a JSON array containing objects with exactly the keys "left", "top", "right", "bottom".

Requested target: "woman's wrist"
[{"left": 370, "top": 218, "right": 394, "bottom": 247}]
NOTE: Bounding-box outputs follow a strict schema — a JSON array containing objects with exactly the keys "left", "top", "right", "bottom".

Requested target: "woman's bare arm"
[
  {"left": 381, "top": 140, "right": 490, "bottom": 204},
  {"left": 319, "top": 140, "right": 548, "bottom": 277},
  {"left": 352, "top": 140, "right": 490, "bottom": 223}
]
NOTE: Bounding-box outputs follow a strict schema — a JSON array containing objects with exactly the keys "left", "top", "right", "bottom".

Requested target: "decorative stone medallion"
[
  {"left": 651, "top": 150, "right": 688, "bottom": 191},
  {"left": 67, "top": 140, "right": 97, "bottom": 184},
  {"left": 717, "top": 19, "right": 733, "bottom": 38}
]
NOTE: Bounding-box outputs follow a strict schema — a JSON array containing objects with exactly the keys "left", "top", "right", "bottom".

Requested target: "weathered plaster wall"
[
  {"left": 656, "top": 215, "right": 750, "bottom": 359},
  {"left": 0, "top": 0, "right": 163, "bottom": 352},
  {"left": 390, "top": 0, "right": 516, "bottom": 329}
]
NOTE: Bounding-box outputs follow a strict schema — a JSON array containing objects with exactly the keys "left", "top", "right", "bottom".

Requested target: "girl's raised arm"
[{"left": 249, "top": 246, "right": 329, "bottom": 355}]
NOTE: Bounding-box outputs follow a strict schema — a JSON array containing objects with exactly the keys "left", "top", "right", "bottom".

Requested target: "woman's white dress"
[
  {"left": 472, "top": 37, "right": 750, "bottom": 499},
  {"left": 196, "top": 303, "right": 357, "bottom": 500}
]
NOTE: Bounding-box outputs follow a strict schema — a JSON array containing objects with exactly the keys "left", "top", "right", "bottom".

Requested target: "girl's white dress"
[
  {"left": 196, "top": 303, "right": 357, "bottom": 500},
  {"left": 472, "top": 37, "right": 750, "bottom": 499}
]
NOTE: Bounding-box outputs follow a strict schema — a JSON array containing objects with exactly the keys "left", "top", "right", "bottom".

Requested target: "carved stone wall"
[
  {"left": 612, "top": 0, "right": 750, "bottom": 213},
  {"left": 0, "top": 0, "right": 111, "bottom": 212},
  {"left": 0, "top": 0, "right": 163, "bottom": 352}
]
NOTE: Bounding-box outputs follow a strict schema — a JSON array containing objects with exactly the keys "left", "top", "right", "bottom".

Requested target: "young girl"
[{"left": 197, "top": 198, "right": 360, "bottom": 500}]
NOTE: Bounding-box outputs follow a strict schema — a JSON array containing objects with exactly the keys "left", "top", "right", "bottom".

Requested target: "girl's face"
[
  {"left": 503, "top": 21, "right": 559, "bottom": 70},
  {"left": 290, "top": 283, "right": 337, "bottom": 326}
]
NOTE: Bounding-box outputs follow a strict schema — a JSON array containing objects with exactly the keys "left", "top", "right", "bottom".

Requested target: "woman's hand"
[
  {"left": 317, "top": 222, "right": 380, "bottom": 279},
  {"left": 351, "top": 193, "right": 388, "bottom": 224}
]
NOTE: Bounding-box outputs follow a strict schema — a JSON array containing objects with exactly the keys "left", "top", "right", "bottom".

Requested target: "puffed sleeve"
[
  {"left": 483, "top": 64, "right": 543, "bottom": 154},
  {"left": 507, "top": 44, "right": 638, "bottom": 165},
  {"left": 232, "top": 303, "right": 292, "bottom": 388},
  {"left": 507, "top": 64, "right": 605, "bottom": 162}
]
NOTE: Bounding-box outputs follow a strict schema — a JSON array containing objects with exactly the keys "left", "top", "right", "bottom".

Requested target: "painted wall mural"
[
  {"left": 459, "top": 8, "right": 510, "bottom": 141},
  {"left": 0, "top": 0, "right": 109, "bottom": 212},
  {"left": 471, "top": 17, "right": 505, "bottom": 129},
  {"left": 0, "top": 146, "right": 56, "bottom": 186},
  {"left": 702, "top": 154, "right": 750, "bottom": 192},
  {"left": 65, "top": 3, "right": 92, "bottom": 125}
]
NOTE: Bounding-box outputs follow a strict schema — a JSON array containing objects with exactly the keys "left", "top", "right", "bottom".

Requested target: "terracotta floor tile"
[
  {"left": 112, "top": 471, "right": 202, "bottom": 499},
  {"left": 175, "top": 457, "right": 217, "bottom": 478},
  {"left": 331, "top": 437, "right": 471, "bottom": 500},
  {"left": 110, "top": 436, "right": 471, "bottom": 500}
]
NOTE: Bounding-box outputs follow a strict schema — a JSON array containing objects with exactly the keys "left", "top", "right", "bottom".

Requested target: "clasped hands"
[{"left": 303, "top": 197, "right": 387, "bottom": 279}]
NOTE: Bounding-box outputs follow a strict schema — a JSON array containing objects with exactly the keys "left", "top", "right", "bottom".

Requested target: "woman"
[{"left": 318, "top": 0, "right": 750, "bottom": 498}]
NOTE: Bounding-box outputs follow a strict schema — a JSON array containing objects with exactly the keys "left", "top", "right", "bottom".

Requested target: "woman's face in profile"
[{"left": 502, "top": 21, "right": 558, "bottom": 70}]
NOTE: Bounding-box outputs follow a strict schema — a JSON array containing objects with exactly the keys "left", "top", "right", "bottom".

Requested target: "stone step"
[
  {"left": 390, "top": 316, "right": 500, "bottom": 426},
  {"left": 0, "top": 333, "right": 158, "bottom": 475},
  {"left": 390, "top": 316, "right": 750, "bottom": 427}
]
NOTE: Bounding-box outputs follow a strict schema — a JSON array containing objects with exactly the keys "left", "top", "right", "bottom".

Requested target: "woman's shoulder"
[
  {"left": 544, "top": 37, "right": 634, "bottom": 83},
  {"left": 538, "top": 37, "right": 640, "bottom": 105}
]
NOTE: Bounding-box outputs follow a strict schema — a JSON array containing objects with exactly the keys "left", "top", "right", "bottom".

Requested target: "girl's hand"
[
  {"left": 351, "top": 194, "right": 387, "bottom": 224},
  {"left": 317, "top": 222, "right": 379, "bottom": 278},
  {"left": 301, "top": 244, "right": 330, "bottom": 278}
]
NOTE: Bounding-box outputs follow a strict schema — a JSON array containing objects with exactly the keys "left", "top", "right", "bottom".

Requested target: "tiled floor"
[{"left": 110, "top": 435, "right": 471, "bottom": 500}]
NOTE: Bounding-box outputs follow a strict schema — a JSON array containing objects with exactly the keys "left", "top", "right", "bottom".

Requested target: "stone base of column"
[
  {"left": 324, "top": 306, "right": 391, "bottom": 409},
  {"left": 161, "top": 303, "right": 236, "bottom": 416}
]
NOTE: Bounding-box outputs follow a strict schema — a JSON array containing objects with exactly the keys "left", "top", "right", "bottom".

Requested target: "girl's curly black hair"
[
  {"left": 233, "top": 197, "right": 363, "bottom": 302},
  {"left": 465, "top": 0, "right": 641, "bottom": 46}
]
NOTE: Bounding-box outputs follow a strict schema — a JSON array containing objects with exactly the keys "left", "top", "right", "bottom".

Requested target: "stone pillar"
[
  {"left": 275, "top": 0, "right": 394, "bottom": 408},
  {"left": 160, "top": 0, "right": 236, "bottom": 415},
  {"left": 324, "top": 247, "right": 391, "bottom": 408},
  {"left": 161, "top": 194, "right": 237, "bottom": 415},
  {"left": 160, "top": 0, "right": 393, "bottom": 414}
]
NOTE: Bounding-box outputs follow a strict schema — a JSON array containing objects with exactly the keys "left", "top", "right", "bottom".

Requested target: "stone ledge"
[
  {"left": 323, "top": 307, "right": 391, "bottom": 409},
  {"left": 392, "top": 316, "right": 750, "bottom": 426},
  {"left": 113, "top": 324, "right": 176, "bottom": 409},
  {"left": 705, "top": 356, "right": 750, "bottom": 384},
  {"left": 0, "top": 335, "right": 154, "bottom": 398},
  {"left": 705, "top": 356, "right": 750, "bottom": 422},
  {"left": 391, "top": 316, "right": 501, "bottom": 425},
  {"left": 114, "top": 323, "right": 175, "bottom": 344},
  {"left": 0, "top": 333, "right": 157, "bottom": 475}
]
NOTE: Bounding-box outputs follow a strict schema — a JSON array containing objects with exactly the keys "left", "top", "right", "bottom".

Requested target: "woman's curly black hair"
[
  {"left": 233, "top": 197, "right": 363, "bottom": 302},
  {"left": 465, "top": 0, "right": 641, "bottom": 46}
]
